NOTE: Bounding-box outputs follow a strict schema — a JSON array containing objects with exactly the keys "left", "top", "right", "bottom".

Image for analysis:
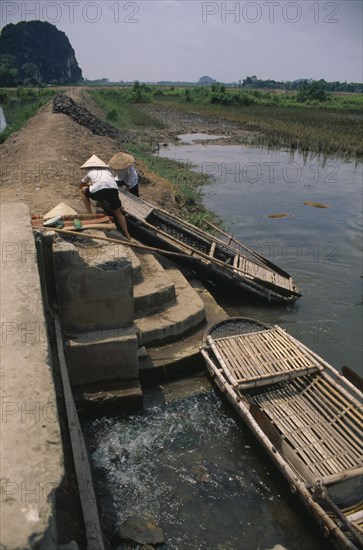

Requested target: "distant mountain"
[
  {"left": 0, "top": 21, "right": 82, "bottom": 86},
  {"left": 198, "top": 75, "right": 217, "bottom": 85}
]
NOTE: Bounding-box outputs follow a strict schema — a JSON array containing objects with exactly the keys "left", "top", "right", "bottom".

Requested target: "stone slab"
[
  {"left": 0, "top": 203, "right": 63, "bottom": 550},
  {"left": 74, "top": 380, "right": 143, "bottom": 417},
  {"left": 134, "top": 252, "right": 176, "bottom": 317},
  {"left": 65, "top": 327, "right": 139, "bottom": 386}
]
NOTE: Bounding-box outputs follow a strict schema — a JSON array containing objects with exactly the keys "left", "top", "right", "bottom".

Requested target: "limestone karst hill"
[{"left": 0, "top": 20, "right": 82, "bottom": 86}]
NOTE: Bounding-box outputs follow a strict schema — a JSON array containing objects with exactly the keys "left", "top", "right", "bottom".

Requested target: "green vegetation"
[
  {"left": 0, "top": 87, "right": 55, "bottom": 143},
  {"left": 90, "top": 83, "right": 363, "bottom": 158},
  {"left": 90, "top": 83, "right": 164, "bottom": 129},
  {"left": 87, "top": 82, "right": 362, "bottom": 224},
  {"left": 239, "top": 75, "right": 362, "bottom": 94}
]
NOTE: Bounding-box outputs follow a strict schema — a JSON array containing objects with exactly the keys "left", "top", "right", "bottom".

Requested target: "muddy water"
[
  {"left": 158, "top": 140, "right": 363, "bottom": 376},
  {"left": 87, "top": 141, "right": 361, "bottom": 550}
]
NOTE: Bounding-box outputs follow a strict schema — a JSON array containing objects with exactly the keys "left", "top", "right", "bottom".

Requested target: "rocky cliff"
[{"left": 0, "top": 21, "right": 83, "bottom": 85}]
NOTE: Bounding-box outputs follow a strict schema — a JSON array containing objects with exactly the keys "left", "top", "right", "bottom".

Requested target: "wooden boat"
[
  {"left": 119, "top": 191, "right": 301, "bottom": 303},
  {"left": 201, "top": 317, "right": 363, "bottom": 550}
]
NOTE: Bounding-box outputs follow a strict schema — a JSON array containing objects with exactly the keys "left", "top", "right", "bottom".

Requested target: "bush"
[
  {"left": 297, "top": 81, "right": 330, "bottom": 102},
  {"left": 0, "top": 90, "right": 9, "bottom": 103},
  {"left": 106, "top": 108, "right": 118, "bottom": 121}
]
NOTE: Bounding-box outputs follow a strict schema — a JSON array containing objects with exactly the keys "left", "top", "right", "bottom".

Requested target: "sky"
[{"left": 0, "top": 0, "right": 362, "bottom": 83}]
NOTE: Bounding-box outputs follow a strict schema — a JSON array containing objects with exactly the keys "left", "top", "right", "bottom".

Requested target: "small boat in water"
[
  {"left": 119, "top": 191, "right": 301, "bottom": 303},
  {"left": 201, "top": 317, "right": 363, "bottom": 550}
]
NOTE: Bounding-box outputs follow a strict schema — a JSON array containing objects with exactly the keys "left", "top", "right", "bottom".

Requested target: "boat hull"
[{"left": 119, "top": 192, "right": 301, "bottom": 304}]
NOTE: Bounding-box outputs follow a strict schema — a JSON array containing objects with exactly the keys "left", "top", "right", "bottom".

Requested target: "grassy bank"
[
  {"left": 90, "top": 85, "right": 363, "bottom": 159},
  {"left": 127, "top": 144, "right": 218, "bottom": 228},
  {"left": 0, "top": 87, "right": 55, "bottom": 143}
]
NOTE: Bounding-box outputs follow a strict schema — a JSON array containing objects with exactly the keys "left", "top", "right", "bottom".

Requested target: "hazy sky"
[{"left": 1, "top": 0, "right": 362, "bottom": 83}]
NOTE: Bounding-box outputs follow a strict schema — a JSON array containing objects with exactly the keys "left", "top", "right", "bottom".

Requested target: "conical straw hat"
[
  {"left": 81, "top": 154, "right": 108, "bottom": 169},
  {"left": 108, "top": 152, "right": 135, "bottom": 170},
  {"left": 43, "top": 202, "right": 79, "bottom": 220}
]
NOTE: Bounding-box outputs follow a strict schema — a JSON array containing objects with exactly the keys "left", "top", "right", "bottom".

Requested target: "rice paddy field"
[{"left": 89, "top": 85, "right": 363, "bottom": 159}]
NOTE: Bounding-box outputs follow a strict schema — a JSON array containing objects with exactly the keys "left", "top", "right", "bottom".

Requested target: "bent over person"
[
  {"left": 108, "top": 151, "right": 139, "bottom": 197},
  {"left": 79, "top": 154, "right": 131, "bottom": 240}
]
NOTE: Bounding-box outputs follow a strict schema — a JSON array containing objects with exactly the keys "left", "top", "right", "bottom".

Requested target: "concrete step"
[
  {"left": 94, "top": 231, "right": 178, "bottom": 316},
  {"left": 139, "top": 278, "right": 228, "bottom": 381},
  {"left": 135, "top": 265, "right": 206, "bottom": 347},
  {"left": 133, "top": 251, "right": 176, "bottom": 317}
]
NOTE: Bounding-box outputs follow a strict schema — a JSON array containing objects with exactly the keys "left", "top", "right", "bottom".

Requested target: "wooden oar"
[
  {"left": 342, "top": 366, "right": 363, "bottom": 392},
  {"left": 36, "top": 226, "right": 204, "bottom": 260},
  {"left": 37, "top": 227, "right": 277, "bottom": 283}
]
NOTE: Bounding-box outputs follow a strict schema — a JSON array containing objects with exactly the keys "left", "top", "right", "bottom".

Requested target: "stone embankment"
[{"left": 52, "top": 93, "right": 132, "bottom": 142}]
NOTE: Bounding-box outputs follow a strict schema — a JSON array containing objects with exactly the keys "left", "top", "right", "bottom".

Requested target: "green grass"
[
  {"left": 0, "top": 87, "right": 55, "bottom": 143},
  {"left": 89, "top": 88, "right": 165, "bottom": 129},
  {"left": 88, "top": 85, "right": 363, "bottom": 226},
  {"left": 153, "top": 95, "right": 363, "bottom": 159}
]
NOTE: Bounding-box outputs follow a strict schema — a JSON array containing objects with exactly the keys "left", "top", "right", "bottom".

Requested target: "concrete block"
[
  {"left": 65, "top": 327, "right": 139, "bottom": 386},
  {"left": 0, "top": 203, "right": 63, "bottom": 550},
  {"left": 53, "top": 241, "right": 134, "bottom": 334}
]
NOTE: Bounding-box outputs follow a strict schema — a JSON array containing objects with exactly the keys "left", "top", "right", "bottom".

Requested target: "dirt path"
[
  {"left": 0, "top": 87, "right": 258, "bottom": 217},
  {"left": 0, "top": 89, "right": 177, "bottom": 215}
]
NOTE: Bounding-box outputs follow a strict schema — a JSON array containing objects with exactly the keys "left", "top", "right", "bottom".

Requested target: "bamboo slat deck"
[
  {"left": 119, "top": 191, "right": 300, "bottom": 302},
  {"left": 207, "top": 326, "right": 362, "bottom": 481},
  {"left": 120, "top": 191, "right": 154, "bottom": 220},
  {"left": 202, "top": 317, "right": 363, "bottom": 550}
]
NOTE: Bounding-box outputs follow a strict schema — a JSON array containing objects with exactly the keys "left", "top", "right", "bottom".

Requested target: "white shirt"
[
  {"left": 112, "top": 165, "right": 138, "bottom": 189},
  {"left": 81, "top": 169, "right": 118, "bottom": 193}
]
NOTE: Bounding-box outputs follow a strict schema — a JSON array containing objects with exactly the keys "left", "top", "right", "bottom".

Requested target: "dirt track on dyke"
[
  {"left": 0, "top": 89, "right": 255, "bottom": 216},
  {"left": 0, "top": 90, "right": 182, "bottom": 215}
]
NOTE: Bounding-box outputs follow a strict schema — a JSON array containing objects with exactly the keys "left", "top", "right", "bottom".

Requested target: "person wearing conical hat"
[
  {"left": 79, "top": 154, "right": 131, "bottom": 240},
  {"left": 108, "top": 152, "right": 139, "bottom": 197}
]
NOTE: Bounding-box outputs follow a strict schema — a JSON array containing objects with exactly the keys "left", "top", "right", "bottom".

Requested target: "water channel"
[{"left": 86, "top": 137, "right": 362, "bottom": 549}]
